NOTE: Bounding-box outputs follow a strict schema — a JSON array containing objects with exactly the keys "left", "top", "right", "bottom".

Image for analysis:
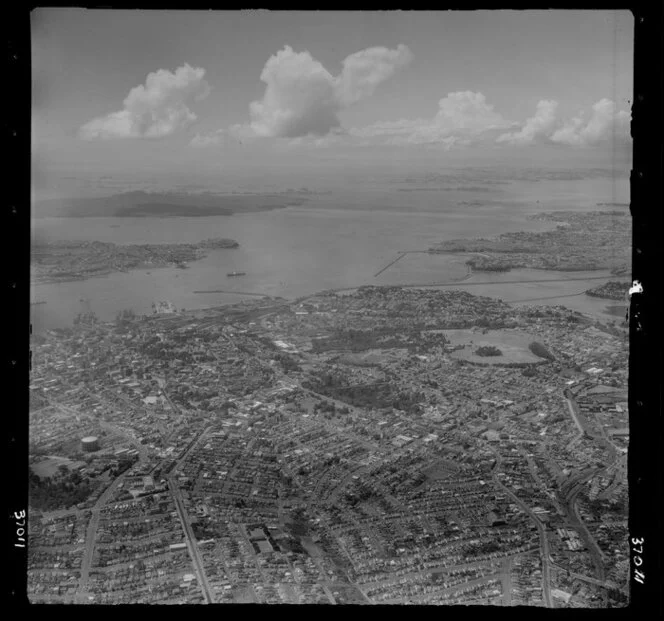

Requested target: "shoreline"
[
  {"left": 428, "top": 210, "right": 630, "bottom": 276},
  {"left": 30, "top": 207, "right": 628, "bottom": 329},
  {"left": 30, "top": 238, "right": 239, "bottom": 285}
]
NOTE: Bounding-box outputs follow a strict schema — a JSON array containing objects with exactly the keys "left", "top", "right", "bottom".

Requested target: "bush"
[{"left": 529, "top": 341, "right": 555, "bottom": 361}]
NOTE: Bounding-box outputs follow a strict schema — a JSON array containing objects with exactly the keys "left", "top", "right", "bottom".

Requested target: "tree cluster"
[
  {"left": 28, "top": 467, "right": 95, "bottom": 511},
  {"left": 528, "top": 341, "right": 555, "bottom": 361},
  {"left": 475, "top": 345, "right": 502, "bottom": 357}
]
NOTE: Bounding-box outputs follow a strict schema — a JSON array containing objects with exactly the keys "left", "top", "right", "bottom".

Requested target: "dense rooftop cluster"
[{"left": 28, "top": 286, "right": 628, "bottom": 605}]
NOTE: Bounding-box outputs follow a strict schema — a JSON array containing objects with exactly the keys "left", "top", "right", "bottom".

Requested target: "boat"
[
  {"left": 31, "top": 300, "right": 47, "bottom": 306},
  {"left": 227, "top": 271, "right": 246, "bottom": 277}
]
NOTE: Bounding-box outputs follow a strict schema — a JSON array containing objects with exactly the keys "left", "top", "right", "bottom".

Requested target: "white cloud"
[
  {"left": 434, "top": 91, "right": 512, "bottom": 133},
  {"left": 348, "top": 91, "right": 514, "bottom": 146},
  {"left": 550, "top": 98, "right": 630, "bottom": 146},
  {"left": 190, "top": 130, "right": 227, "bottom": 148},
  {"left": 80, "top": 64, "right": 210, "bottom": 140},
  {"left": 336, "top": 44, "right": 414, "bottom": 106},
  {"left": 496, "top": 99, "right": 558, "bottom": 145},
  {"left": 494, "top": 97, "right": 630, "bottom": 148},
  {"left": 239, "top": 44, "right": 412, "bottom": 139},
  {"left": 189, "top": 126, "right": 251, "bottom": 148}
]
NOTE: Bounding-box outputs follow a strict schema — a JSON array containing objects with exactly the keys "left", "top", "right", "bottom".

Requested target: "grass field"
[
  {"left": 447, "top": 329, "right": 545, "bottom": 366},
  {"left": 32, "top": 455, "right": 86, "bottom": 478}
]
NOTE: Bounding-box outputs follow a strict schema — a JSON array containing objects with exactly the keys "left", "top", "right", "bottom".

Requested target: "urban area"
[{"left": 28, "top": 282, "right": 629, "bottom": 606}]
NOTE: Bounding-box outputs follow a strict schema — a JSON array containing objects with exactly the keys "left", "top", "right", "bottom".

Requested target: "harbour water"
[{"left": 30, "top": 178, "right": 630, "bottom": 332}]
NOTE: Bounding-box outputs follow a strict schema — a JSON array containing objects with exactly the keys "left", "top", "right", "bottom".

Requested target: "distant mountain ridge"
[{"left": 32, "top": 190, "right": 309, "bottom": 218}]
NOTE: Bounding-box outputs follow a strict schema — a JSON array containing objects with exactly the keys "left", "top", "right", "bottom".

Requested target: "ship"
[
  {"left": 31, "top": 300, "right": 47, "bottom": 306},
  {"left": 227, "top": 271, "right": 246, "bottom": 277}
]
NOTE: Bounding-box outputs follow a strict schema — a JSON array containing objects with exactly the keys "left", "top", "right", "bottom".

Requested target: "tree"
[
  {"left": 475, "top": 345, "right": 502, "bottom": 357},
  {"left": 529, "top": 341, "right": 555, "bottom": 361}
]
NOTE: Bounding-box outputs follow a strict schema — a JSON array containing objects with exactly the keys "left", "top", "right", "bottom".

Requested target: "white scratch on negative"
[{"left": 629, "top": 280, "right": 643, "bottom": 296}]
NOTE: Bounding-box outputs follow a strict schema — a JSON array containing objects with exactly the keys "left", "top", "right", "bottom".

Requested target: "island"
[
  {"left": 32, "top": 190, "right": 309, "bottom": 219},
  {"left": 429, "top": 210, "right": 630, "bottom": 275},
  {"left": 30, "top": 237, "right": 239, "bottom": 284}
]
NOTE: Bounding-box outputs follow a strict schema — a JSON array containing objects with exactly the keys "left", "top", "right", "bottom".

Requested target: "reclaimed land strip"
[
  {"left": 193, "top": 289, "right": 269, "bottom": 297},
  {"left": 31, "top": 237, "right": 239, "bottom": 284}
]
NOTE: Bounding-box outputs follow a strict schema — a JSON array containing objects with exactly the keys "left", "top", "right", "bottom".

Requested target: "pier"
[{"left": 373, "top": 250, "right": 431, "bottom": 277}]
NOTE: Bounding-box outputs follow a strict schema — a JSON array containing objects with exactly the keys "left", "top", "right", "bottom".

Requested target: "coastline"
[
  {"left": 30, "top": 207, "right": 629, "bottom": 331},
  {"left": 428, "top": 210, "right": 630, "bottom": 276},
  {"left": 30, "top": 238, "right": 239, "bottom": 285}
]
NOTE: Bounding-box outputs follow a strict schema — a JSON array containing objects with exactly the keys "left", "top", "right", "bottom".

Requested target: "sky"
[{"left": 32, "top": 9, "right": 634, "bottom": 189}]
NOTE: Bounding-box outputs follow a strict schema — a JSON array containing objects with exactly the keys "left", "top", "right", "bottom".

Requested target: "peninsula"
[
  {"left": 585, "top": 281, "right": 630, "bottom": 301},
  {"left": 31, "top": 238, "right": 239, "bottom": 284},
  {"left": 429, "top": 210, "right": 630, "bottom": 275}
]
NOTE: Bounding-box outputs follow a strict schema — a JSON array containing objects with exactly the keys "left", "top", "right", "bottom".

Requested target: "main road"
[
  {"left": 485, "top": 444, "right": 552, "bottom": 608},
  {"left": 75, "top": 465, "right": 136, "bottom": 603},
  {"left": 167, "top": 479, "right": 214, "bottom": 603},
  {"left": 166, "top": 425, "right": 214, "bottom": 603}
]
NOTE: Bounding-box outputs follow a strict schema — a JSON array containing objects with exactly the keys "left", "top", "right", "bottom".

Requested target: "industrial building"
[{"left": 81, "top": 436, "right": 99, "bottom": 452}]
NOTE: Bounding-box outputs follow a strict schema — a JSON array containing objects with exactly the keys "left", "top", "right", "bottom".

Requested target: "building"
[
  {"left": 81, "top": 436, "right": 99, "bottom": 452},
  {"left": 143, "top": 476, "right": 155, "bottom": 491}
]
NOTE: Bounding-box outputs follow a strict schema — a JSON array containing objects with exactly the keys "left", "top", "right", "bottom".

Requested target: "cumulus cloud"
[
  {"left": 434, "top": 91, "right": 512, "bottom": 133},
  {"left": 494, "top": 98, "right": 630, "bottom": 148},
  {"left": 336, "top": 44, "right": 414, "bottom": 106},
  {"left": 496, "top": 99, "right": 558, "bottom": 145},
  {"left": 550, "top": 98, "right": 630, "bottom": 146},
  {"left": 349, "top": 91, "right": 514, "bottom": 146},
  {"left": 189, "top": 126, "right": 252, "bottom": 148},
  {"left": 239, "top": 44, "right": 412, "bottom": 139},
  {"left": 190, "top": 130, "right": 227, "bottom": 148},
  {"left": 80, "top": 64, "right": 210, "bottom": 140}
]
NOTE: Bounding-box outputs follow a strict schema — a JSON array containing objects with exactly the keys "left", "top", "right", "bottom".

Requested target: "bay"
[{"left": 30, "top": 179, "right": 630, "bottom": 331}]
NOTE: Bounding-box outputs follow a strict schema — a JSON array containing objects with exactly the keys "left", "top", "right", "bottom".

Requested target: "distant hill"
[{"left": 32, "top": 190, "right": 309, "bottom": 218}]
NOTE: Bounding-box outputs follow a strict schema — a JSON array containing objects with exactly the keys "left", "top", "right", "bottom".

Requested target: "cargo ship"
[{"left": 227, "top": 271, "right": 246, "bottom": 277}]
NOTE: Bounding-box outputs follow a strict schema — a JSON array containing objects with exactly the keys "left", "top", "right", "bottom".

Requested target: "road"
[
  {"left": 561, "top": 474, "right": 607, "bottom": 570},
  {"left": 168, "top": 480, "right": 214, "bottom": 603},
  {"left": 72, "top": 404, "right": 153, "bottom": 603},
  {"left": 486, "top": 445, "right": 552, "bottom": 608},
  {"left": 166, "top": 425, "right": 214, "bottom": 602},
  {"left": 75, "top": 468, "right": 133, "bottom": 603},
  {"left": 563, "top": 391, "right": 585, "bottom": 434}
]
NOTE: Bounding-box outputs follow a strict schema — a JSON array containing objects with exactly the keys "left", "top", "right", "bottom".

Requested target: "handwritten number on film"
[{"left": 631, "top": 537, "right": 644, "bottom": 584}]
